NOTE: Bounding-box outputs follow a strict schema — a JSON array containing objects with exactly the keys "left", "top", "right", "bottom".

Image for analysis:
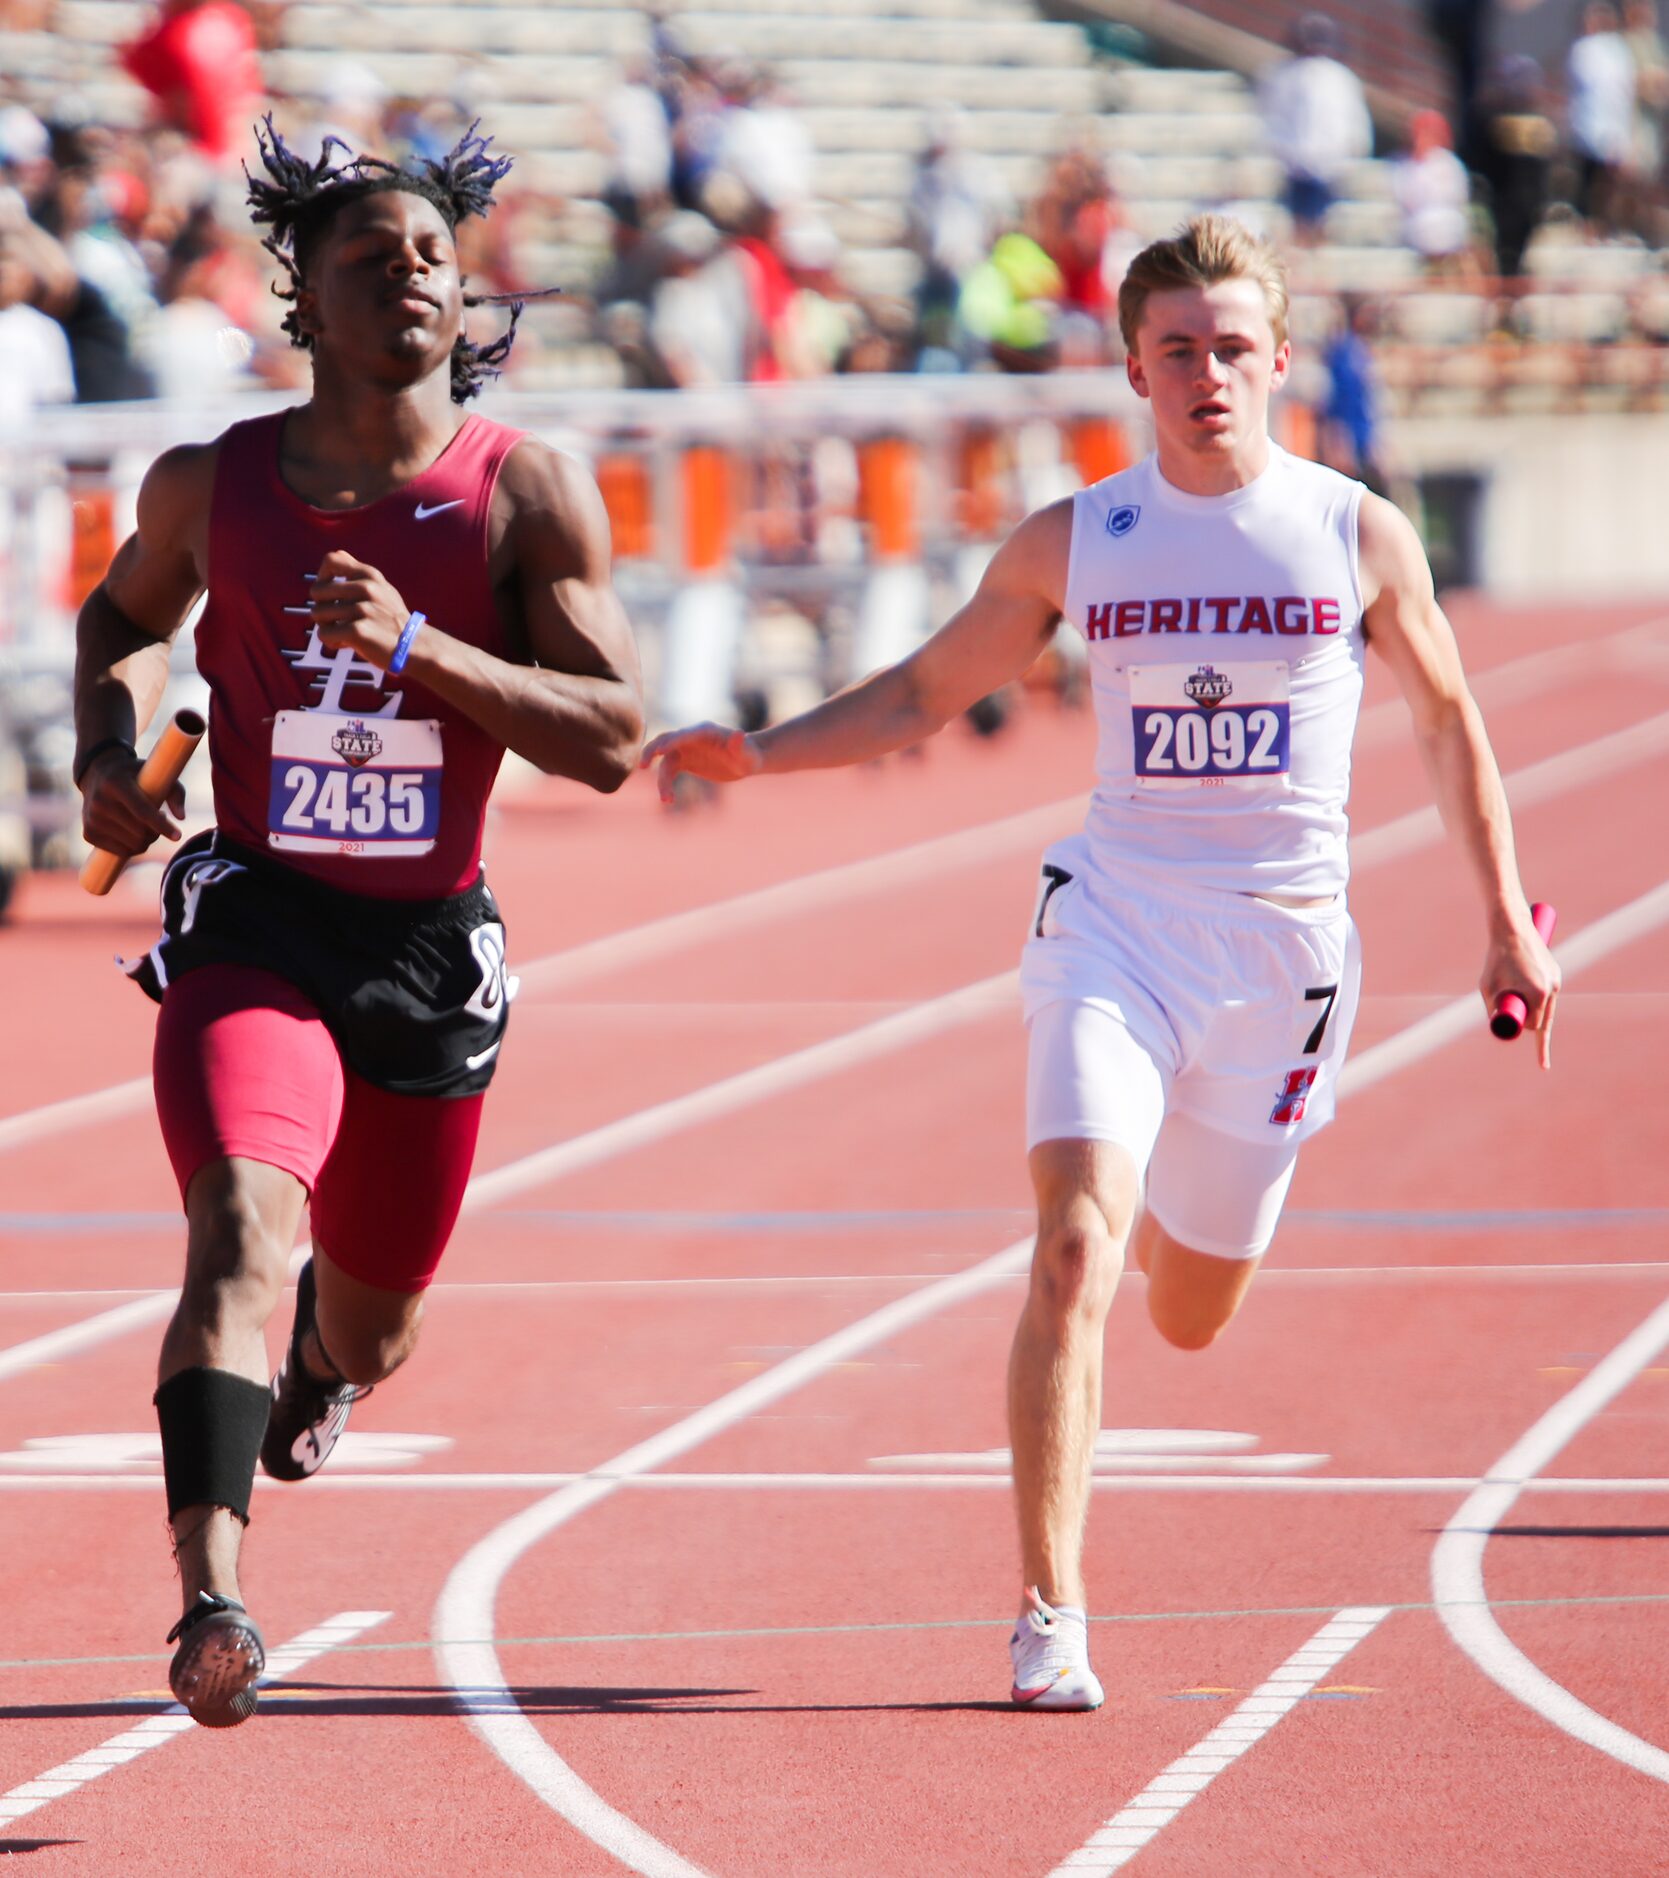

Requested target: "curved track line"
[
  {"left": 434, "top": 878, "right": 1669, "bottom": 1873},
  {"left": 1432, "top": 1292, "right": 1669, "bottom": 1784},
  {"left": 433, "top": 1235, "right": 1036, "bottom": 1878}
]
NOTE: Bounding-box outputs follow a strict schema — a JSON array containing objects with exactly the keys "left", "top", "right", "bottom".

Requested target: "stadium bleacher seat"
[{"left": 11, "top": 0, "right": 1665, "bottom": 409}]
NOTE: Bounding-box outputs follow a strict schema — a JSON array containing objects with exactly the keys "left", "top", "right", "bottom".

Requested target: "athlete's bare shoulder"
[
  {"left": 1355, "top": 490, "right": 1433, "bottom": 613},
  {"left": 138, "top": 437, "right": 221, "bottom": 530},
  {"left": 104, "top": 436, "right": 223, "bottom": 626},
  {"left": 491, "top": 434, "right": 610, "bottom": 578},
  {"left": 989, "top": 495, "right": 1075, "bottom": 614}
]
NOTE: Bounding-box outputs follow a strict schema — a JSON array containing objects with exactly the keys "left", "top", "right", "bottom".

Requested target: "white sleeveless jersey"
[{"left": 1063, "top": 446, "right": 1367, "bottom": 898}]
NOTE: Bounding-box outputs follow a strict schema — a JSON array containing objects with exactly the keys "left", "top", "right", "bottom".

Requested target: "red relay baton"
[{"left": 1490, "top": 902, "right": 1557, "bottom": 1040}]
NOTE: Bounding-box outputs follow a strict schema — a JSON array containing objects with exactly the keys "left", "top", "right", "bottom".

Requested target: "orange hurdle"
[{"left": 593, "top": 451, "right": 655, "bottom": 562}]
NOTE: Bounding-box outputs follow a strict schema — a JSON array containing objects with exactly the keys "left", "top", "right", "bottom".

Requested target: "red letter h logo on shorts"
[{"left": 1270, "top": 1066, "right": 1319, "bottom": 1126}]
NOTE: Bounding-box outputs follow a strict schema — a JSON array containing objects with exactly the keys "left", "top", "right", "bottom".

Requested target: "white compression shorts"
[
  {"left": 1020, "top": 836, "right": 1363, "bottom": 1259},
  {"left": 1027, "top": 1000, "right": 1301, "bottom": 1258}
]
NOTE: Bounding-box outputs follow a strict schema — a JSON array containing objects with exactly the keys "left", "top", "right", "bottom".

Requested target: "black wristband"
[{"left": 73, "top": 736, "right": 136, "bottom": 788}]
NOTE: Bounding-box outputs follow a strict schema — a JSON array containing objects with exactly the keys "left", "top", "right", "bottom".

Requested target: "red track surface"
[{"left": 2, "top": 596, "right": 1668, "bottom": 1875}]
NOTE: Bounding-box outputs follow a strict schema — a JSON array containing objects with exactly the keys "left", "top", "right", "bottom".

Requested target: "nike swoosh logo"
[{"left": 414, "top": 499, "right": 465, "bottom": 520}]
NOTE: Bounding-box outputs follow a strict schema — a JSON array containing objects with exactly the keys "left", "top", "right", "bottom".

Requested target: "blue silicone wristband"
[{"left": 388, "top": 610, "right": 427, "bottom": 674}]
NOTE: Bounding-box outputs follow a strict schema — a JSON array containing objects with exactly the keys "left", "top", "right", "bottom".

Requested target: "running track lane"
[
  {"left": 0, "top": 612, "right": 1659, "bottom": 1862},
  {"left": 424, "top": 884, "right": 1669, "bottom": 1878}
]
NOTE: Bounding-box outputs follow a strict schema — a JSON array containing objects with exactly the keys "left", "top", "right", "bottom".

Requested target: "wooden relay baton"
[{"left": 79, "top": 708, "right": 206, "bottom": 897}]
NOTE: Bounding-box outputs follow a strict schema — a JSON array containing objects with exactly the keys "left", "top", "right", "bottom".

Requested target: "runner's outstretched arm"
[
  {"left": 1359, "top": 493, "right": 1561, "bottom": 1064},
  {"left": 643, "top": 499, "right": 1073, "bottom": 799}
]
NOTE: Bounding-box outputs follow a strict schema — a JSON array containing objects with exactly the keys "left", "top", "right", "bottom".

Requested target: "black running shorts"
[{"left": 127, "top": 830, "right": 512, "bottom": 1098}]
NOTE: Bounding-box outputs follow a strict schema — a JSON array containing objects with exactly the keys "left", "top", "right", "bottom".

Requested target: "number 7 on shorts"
[
  {"left": 1302, "top": 982, "right": 1340, "bottom": 1054},
  {"left": 1033, "top": 864, "right": 1073, "bottom": 938}
]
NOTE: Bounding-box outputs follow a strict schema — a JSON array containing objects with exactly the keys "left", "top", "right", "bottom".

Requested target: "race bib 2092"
[{"left": 1130, "top": 662, "right": 1291, "bottom": 790}]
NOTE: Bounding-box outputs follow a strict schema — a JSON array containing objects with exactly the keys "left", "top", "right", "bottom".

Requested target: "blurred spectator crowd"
[{"left": 2, "top": 0, "right": 1669, "bottom": 423}]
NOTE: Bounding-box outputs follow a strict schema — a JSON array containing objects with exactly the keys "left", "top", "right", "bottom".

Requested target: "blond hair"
[{"left": 1117, "top": 214, "right": 1289, "bottom": 354}]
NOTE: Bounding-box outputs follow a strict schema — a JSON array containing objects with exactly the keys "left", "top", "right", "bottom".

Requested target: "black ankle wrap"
[{"left": 153, "top": 1368, "right": 272, "bottom": 1523}]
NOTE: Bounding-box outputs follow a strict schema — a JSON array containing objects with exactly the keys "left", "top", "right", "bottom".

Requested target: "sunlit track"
[
  {"left": 2, "top": 599, "right": 1665, "bottom": 1877},
  {"left": 7, "top": 602, "right": 1666, "bottom": 1151},
  {"left": 4, "top": 742, "right": 1662, "bottom": 1385},
  {"left": 1350, "top": 607, "right": 1669, "bottom": 750},
  {"left": 3, "top": 871, "right": 1664, "bottom": 1387},
  {"left": 0, "top": 1613, "right": 390, "bottom": 1832},
  {"left": 417, "top": 875, "right": 1669, "bottom": 1874},
  {"left": 1432, "top": 1293, "right": 1669, "bottom": 1783},
  {"left": 6, "top": 1471, "right": 1669, "bottom": 1495}
]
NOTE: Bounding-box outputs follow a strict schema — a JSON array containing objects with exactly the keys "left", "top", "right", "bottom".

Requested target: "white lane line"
[
  {"left": 7, "top": 1472, "right": 1669, "bottom": 1494},
  {"left": 0, "top": 1609, "right": 388, "bottom": 1829},
  {"left": 1046, "top": 1608, "right": 1392, "bottom": 1874},
  {"left": 0, "top": 1292, "right": 183, "bottom": 1386},
  {"left": 428, "top": 875, "right": 1669, "bottom": 1877},
  {"left": 1432, "top": 1293, "right": 1669, "bottom": 1784},
  {"left": 434, "top": 1234, "right": 1040, "bottom": 1878},
  {"left": 8, "top": 656, "right": 1666, "bottom": 1156},
  {"left": 1339, "top": 877, "right": 1669, "bottom": 1098},
  {"left": 0, "top": 970, "right": 1015, "bottom": 1387},
  {"left": 0, "top": 794, "right": 1081, "bottom": 1154},
  {"left": 461, "top": 971, "right": 1013, "bottom": 1210},
  {"left": 1349, "top": 708, "right": 1669, "bottom": 870},
  {"left": 516, "top": 794, "right": 1082, "bottom": 996},
  {"left": 3, "top": 873, "right": 1665, "bottom": 1391},
  {"left": 0, "top": 1078, "right": 152, "bottom": 1154},
  {"left": 1351, "top": 609, "right": 1669, "bottom": 752}
]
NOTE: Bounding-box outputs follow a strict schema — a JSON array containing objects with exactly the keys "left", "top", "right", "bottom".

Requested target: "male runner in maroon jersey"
[{"left": 72, "top": 122, "right": 644, "bottom": 1727}]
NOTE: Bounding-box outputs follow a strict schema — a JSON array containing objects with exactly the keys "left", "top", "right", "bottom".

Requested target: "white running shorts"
[{"left": 1020, "top": 835, "right": 1363, "bottom": 1259}]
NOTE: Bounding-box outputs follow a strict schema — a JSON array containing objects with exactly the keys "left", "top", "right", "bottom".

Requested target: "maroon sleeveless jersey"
[{"left": 198, "top": 410, "right": 525, "bottom": 898}]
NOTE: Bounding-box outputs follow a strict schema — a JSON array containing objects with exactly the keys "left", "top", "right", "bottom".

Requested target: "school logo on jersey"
[
  {"left": 284, "top": 628, "right": 403, "bottom": 718},
  {"left": 1182, "top": 664, "right": 1233, "bottom": 707},
  {"left": 330, "top": 719, "right": 384, "bottom": 768},
  {"left": 1106, "top": 504, "right": 1140, "bottom": 538}
]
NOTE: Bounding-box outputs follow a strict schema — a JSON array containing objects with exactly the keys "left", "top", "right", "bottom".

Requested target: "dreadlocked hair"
[{"left": 246, "top": 114, "right": 555, "bottom": 402}]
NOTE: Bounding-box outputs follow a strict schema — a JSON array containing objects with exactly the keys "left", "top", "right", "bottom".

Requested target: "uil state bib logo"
[
  {"left": 1106, "top": 504, "right": 1140, "bottom": 538},
  {"left": 1182, "top": 665, "right": 1233, "bottom": 707},
  {"left": 330, "top": 720, "right": 384, "bottom": 768}
]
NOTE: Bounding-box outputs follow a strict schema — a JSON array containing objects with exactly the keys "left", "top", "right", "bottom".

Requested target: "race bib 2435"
[{"left": 267, "top": 711, "right": 442, "bottom": 857}]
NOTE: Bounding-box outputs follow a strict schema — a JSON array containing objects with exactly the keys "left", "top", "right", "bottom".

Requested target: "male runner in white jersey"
[{"left": 644, "top": 215, "right": 1559, "bottom": 1710}]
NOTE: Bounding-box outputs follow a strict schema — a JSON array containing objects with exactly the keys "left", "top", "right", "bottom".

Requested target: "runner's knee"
[
  {"left": 317, "top": 1305, "right": 422, "bottom": 1386},
  {"left": 1030, "top": 1212, "right": 1124, "bottom": 1328},
  {"left": 1142, "top": 1227, "right": 1261, "bottom": 1353},
  {"left": 1148, "top": 1297, "right": 1232, "bottom": 1352},
  {"left": 179, "top": 1165, "right": 296, "bottom": 1330}
]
